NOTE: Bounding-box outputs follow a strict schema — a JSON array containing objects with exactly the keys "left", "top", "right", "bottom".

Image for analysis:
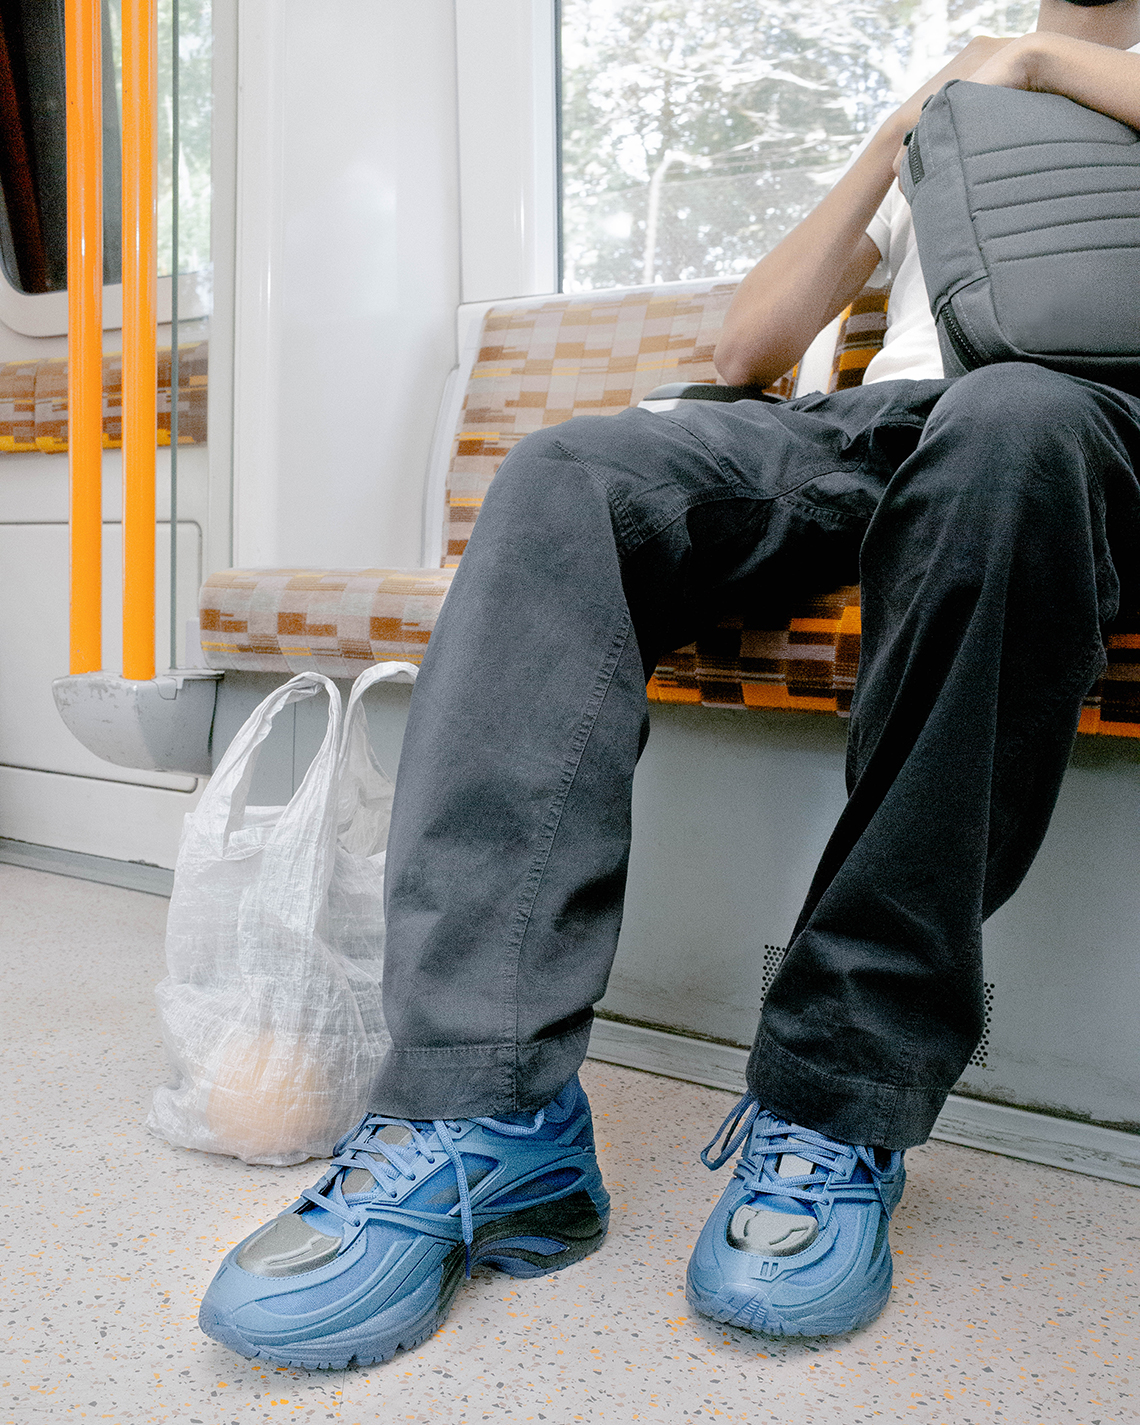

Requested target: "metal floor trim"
[
  {"left": 587, "top": 1015, "right": 1140, "bottom": 1187},
  {"left": 0, "top": 837, "right": 175, "bottom": 898}
]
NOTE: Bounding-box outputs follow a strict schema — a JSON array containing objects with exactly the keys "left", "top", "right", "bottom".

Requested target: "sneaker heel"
[{"left": 473, "top": 1192, "right": 609, "bottom": 1278}]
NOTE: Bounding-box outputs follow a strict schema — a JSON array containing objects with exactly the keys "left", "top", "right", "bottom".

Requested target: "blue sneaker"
[
  {"left": 686, "top": 1096, "right": 905, "bottom": 1338},
  {"left": 198, "top": 1076, "right": 608, "bottom": 1369}
]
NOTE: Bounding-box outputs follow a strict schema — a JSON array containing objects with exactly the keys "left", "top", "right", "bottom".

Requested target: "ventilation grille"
[
  {"left": 967, "top": 981, "right": 997, "bottom": 1070},
  {"left": 758, "top": 943, "right": 787, "bottom": 1002},
  {"left": 758, "top": 955, "right": 996, "bottom": 1072}
]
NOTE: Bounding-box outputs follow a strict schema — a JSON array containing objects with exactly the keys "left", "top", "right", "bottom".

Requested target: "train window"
[
  {"left": 559, "top": 0, "right": 1037, "bottom": 292},
  {"left": 154, "top": 0, "right": 212, "bottom": 281},
  {"left": 0, "top": 0, "right": 210, "bottom": 296},
  {"left": 0, "top": 0, "right": 110, "bottom": 292}
]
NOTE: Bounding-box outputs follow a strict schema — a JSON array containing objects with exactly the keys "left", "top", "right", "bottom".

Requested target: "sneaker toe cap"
[{"left": 688, "top": 1192, "right": 892, "bottom": 1335}]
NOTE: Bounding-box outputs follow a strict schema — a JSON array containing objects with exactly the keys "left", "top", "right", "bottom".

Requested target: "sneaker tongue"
[
  {"left": 374, "top": 1124, "right": 415, "bottom": 1146},
  {"left": 747, "top": 1152, "right": 815, "bottom": 1218},
  {"left": 339, "top": 1123, "right": 415, "bottom": 1198},
  {"left": 309, "top": 1117, "right": 416, "bottom": 1219},
  {"left": 341, "top": 1168, "right": 375, "bottom": 1195}
]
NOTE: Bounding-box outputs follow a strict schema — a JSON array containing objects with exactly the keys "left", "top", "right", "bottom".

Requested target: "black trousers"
[{"left": 374, "top": 363, "right": 1140, "bottom": 1148}]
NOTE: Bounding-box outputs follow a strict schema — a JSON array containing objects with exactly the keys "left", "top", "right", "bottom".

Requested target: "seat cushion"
[
  {"left": 199, "top": 568, "right": 1140, "bottom": 738},
  {"left": 198, "top": 284, "right": 1140, "bottom": 737},
  {"left": 200, "top": 567, "right": 455, "bottom": 676}
]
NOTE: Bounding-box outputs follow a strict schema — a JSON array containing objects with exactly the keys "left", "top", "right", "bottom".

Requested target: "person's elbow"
[
  {"left": 713, "top": 326, "right": 783, "bottom": 388},
  {"left": 712, "top": 338, "right": 753, "bottom": 387}
]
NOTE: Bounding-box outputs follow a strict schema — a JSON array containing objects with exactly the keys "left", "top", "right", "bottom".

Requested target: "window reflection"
[{"left": 0, "top": 0, "right": 210, "bottom": 296}]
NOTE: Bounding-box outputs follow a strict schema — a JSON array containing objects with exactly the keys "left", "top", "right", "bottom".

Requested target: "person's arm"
[
  {"left": 712, "top": 152, "right": 889, "bottom": 387},
  {"left": 969, "top": 30, "right": 1140, "bottom": 127},
  {"left": 714, "top": 35, "right": 1016, "bottom": 387}
]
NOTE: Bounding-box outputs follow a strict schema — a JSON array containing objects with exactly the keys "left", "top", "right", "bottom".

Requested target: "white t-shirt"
[
  {"left": 860, "top": 44, "right": 1140, "bottom": 385},
  {"left": 862, "top": 183, "right": 943, "bottom": 383}
]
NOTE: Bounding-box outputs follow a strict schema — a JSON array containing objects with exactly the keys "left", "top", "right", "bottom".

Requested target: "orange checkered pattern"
[
  {"left": 196, "top": 283, "right": 1140, "bottom": 738},
  {"left": 0, "top": 359, "right": 37, "bottom": 451},
  {"left": 0, "top": 342, "right": 208, "bottom": 452},
  {"left": 830, "top": 290, "right": 890, "bottom": 392},
  {"left": 199, "top": 568, "right": 455, "bottom": 676},
  {"left": 1091, "top": 615, "right": 1140, "bottom": 737},
  {"left": 649, "top": 588, "right": 863, "bottom": 714},
  {"left": 644, "top": 591, "right": 1140, "bottom": 739}
]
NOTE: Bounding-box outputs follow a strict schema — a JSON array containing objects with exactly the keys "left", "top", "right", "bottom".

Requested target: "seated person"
[{"left": 199, "top": 0, "right": 1140, "bottom": 1366}]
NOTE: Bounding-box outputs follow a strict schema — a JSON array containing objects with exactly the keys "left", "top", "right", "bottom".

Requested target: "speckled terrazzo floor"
[{"left": 2, "top": 862, "right": 1138, "bottom": 1425}]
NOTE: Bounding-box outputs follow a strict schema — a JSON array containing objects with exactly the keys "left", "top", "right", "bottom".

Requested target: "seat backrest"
[
  {"left": 436, "top": 283, "right": 772, "bottom": 568},
  {"left": 435, "top": 281, "right": 888, "bottom": 568},
  {"left": 0, "top": 342, "right": 209, "bottom": 452}
]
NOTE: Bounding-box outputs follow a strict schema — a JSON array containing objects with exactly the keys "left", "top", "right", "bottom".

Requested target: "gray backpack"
[{"left": 899, "top": 79, "right": 1140, "bottom": 392}]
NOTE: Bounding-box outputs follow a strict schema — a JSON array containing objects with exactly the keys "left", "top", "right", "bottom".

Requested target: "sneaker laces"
[
  {"left": 700, "top": 1094, "right": 895, "bottom": 1218},
  {"left": 301, "top": 1109, "right": 549, "bottom": 1275}
]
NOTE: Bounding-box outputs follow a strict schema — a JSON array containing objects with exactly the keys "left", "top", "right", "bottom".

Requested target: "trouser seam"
[
  {"left": 500, "top": 609, "right": 635, "bottom": 1102},
  {"left": 548, "top": 435, "right": 644, "bottom": 551}
]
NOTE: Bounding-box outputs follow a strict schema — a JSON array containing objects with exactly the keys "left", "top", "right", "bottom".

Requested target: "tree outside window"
[{"left": 560, "top": 0, "right": 1038, "bottom": 292}]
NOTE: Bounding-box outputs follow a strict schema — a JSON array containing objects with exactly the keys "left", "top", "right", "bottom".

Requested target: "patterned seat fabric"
[
  {"left": 199, "top": 284, "right": 1140, "bottom": 738},
  {"left": 200, "top": 568, "right": 455, "bottom": 677},
  {"left": 0, "top": 343, "right": 208, "bottom": 451},
  {"left": 442, "top": 283, "right": 792, "bottom": 564}
]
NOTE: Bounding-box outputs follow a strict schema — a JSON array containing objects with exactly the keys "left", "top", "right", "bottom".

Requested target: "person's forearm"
[
  {"left": 972, "top": 31, "right": 1140, "bottom": 127},
  {"left": 714, "top": 34, "right": 1016, "bottom": 389},
  {"left": 713, "top": 125, "right": 901, "bottom": 387}
]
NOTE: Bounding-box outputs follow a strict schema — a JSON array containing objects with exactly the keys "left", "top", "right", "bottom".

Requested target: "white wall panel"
[
  {"left": 232, "top": 0, "right": 461, "bottom": 570},
  {"left": 455, "top": 0, "right": 559, "bottom": 302},
  {"left": 0, "top": 764, "right": 199, "bottom": 867}
]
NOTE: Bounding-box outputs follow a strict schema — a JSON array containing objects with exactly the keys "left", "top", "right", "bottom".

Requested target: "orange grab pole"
[
  {"left": 121, "top": 0, "right": 157, "bottom": 681},
  {"left": 65, "top": 0, "right": 104, "bottom": 675}
]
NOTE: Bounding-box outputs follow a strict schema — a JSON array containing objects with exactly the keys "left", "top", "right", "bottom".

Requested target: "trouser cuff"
[
  {"left": 368, "top": 1018, "right": 594, "bottom": 1121},
  {"left": 746, "top": 1028, "right": 952, "bottom": 1150}
]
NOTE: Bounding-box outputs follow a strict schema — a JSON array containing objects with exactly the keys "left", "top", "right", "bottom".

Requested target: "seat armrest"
[{"left": 639, "top": 381, "right": 784, "bottom": 412}]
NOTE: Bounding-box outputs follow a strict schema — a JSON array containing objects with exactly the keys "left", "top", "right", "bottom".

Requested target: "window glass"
[
  {"left": 156, "top": 0, "right": 211, "bottom": 280},
  {"left": 0, "top": 0, "right": 210, "bottom": 295},
  {"left": 560, "top": 0, "right": 1038, "bottom": 292}
]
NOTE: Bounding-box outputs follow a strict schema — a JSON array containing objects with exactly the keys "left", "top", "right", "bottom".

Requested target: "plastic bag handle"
[
  {"left": 340, "top": 660, "right": 418, "bottom": 773},
  {"left": 194, "top": 673, "right": 342, "bottom": 855},
  {"left": 336, "top": 661, "right": 418, "bottom": 852},
  {"left": 340, "top": 659, "right": 418, "bottom": 734}
]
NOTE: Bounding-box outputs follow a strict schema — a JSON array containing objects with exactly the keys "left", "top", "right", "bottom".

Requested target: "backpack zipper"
[
  {"left": 907, "top": 130, "right": 924, "bottom": 186},
  {"left": 938, "top": 303, "right": 984, "bottom": 371}
]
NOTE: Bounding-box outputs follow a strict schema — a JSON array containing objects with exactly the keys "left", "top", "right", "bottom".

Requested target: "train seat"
[
  {"left": 42, "top": 281, "right": 1140, "bottom": 1175},
  {"left": 198, "top": 279, "right": 1140, "bottom": 740},
  {"left": 0, "top": 341, "right": 210, "bottom": 451}
]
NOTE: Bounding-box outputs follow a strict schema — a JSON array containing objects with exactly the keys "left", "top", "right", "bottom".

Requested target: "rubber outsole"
[
  {"left": 199, "top": 1190, "right": 609, "bottom": 1371},
  {"left": 685, "top": 1265, "right": 892, "bottom": 1339},
  {"left": 198, "top": 1300, "right": 442, "bottom": 1371}
]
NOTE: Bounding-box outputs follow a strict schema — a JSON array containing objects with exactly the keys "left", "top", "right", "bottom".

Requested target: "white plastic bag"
[{"left": 147, "top": 662, "right": 416, "bottom": 1165}]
